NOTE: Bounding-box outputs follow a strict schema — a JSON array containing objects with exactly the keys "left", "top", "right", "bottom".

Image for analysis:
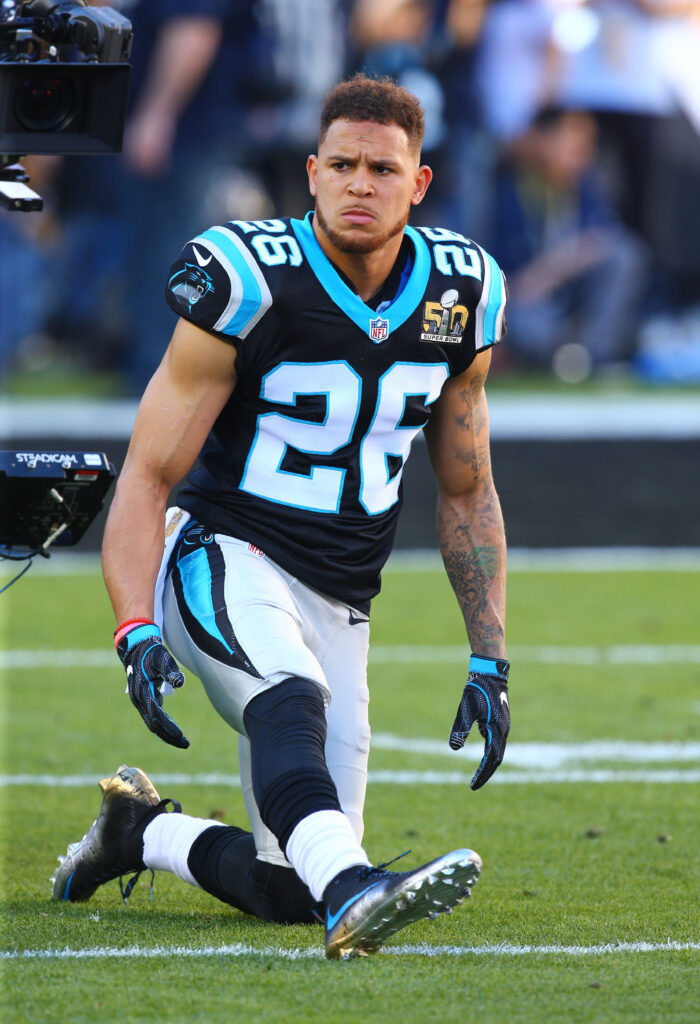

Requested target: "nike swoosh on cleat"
[
  {"left": 62, "top": 869, "right": 76, "bottom": 901},
  {"left": 326, "top": 881, "right": 381, "bottom": 931},
  {"left": 192, "top": 245, "right": 212, "bottom": 267}
]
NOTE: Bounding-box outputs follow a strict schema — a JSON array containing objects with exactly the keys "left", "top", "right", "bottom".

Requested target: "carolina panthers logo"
[{"left": 167, "top": 263, "right": 215, "bottom": 313}]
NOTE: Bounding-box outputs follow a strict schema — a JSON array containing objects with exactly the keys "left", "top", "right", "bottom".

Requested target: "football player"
[{"left": 52, "top": 75, "right": 510, "bottom": 959}]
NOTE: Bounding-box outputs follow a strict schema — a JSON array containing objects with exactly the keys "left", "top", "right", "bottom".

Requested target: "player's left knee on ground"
[
  {"left": 243, "top": 677, "right": 341, "bottom": 852},
  {"left": 187, "top": 825, "right": 317, "bottom": 924}
]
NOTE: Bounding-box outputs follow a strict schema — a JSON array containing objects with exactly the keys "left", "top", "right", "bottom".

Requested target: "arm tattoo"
[
  {"left": 437, "top": 480, "right": 506, "bottom": 658},
  {"left": 438, "top": 370, "right": 503, "bottom": 655},
  {"left": 454, "top": 373, "right": 488, "bottom": 438},
  {"left": 429, "top": 361, "right": 506, "bottom": 657}
]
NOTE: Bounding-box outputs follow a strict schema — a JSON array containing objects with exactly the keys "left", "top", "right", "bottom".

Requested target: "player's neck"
[{"left": 312, "top": 218, "right": 405, "bottom": 303}]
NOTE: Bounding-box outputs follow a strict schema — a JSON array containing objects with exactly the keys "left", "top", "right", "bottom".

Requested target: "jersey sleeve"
[
  {"left": 472, "top": 244, "right": 508, "bottom": 351},
  {"left": 165, "top": 224, "right": 273, "bottom": 342}
]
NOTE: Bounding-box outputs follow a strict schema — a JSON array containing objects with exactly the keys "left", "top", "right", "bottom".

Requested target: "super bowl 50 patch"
[{"left": 421, "top": 289, "right": 468, "bottom": 343}]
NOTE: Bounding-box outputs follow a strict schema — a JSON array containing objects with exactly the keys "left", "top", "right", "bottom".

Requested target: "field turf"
[{"left": 1, "top": 561, "right": 699, "bottom": 1022}]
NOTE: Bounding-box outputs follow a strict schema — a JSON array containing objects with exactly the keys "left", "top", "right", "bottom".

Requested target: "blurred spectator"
[
  {"left": 243, "top": 0, "right": 349, "bottom": 216},
  {"left": 489, "top": 106, "right": 648, "bottom": 378},
  {"left": 476, "top": 0, "right": 700, "bottom": 376},
  {"left": 48, "top": 0, "right": 265, "bottom": 394},
  {"left": 431, "top": 0, "right": 494, "bottom": 239},
  {"left": 42, "top": 0, "right": 350, "bottom": 393},
  {"left": 350, "top": 0, "right": 493, "bottom": 234},
  {"left": 351, "top": 0, "right": 447, "bottom": 151},
  {"left": 5, "top": 0, "right": 700, "bottom": 389}
]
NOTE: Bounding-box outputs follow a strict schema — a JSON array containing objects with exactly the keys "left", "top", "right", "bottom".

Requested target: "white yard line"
[
  {"left": 365, "top": 770, "right": 700, "bottom": 784},
  {"left": 1, "top": 650, "right": 116, "bottom": 668},
  {"left": 4, "top": 644, "right": 700, "bottom": 669},
  {"left": 369, "top": 644, "right": 700, "bottom": 665},
  {"left": 370, "top": 735, "right": 700, "bottom": 765},
  {"left": 2, "top": 940, "right": 698, "bottom": 962},
  {"left": 2, "top": 769, "right": 699, "bottom": 787}
]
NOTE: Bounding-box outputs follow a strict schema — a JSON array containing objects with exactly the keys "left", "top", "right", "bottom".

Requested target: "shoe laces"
[
  {"left": 357, "top": 848, "right": 411, "bottom": 881},
  {"left": 119, "top": 868, "right": 155, "bottom": 905},
  {"left": 117, "top": 797, "right": 181, "bottom": 905}
]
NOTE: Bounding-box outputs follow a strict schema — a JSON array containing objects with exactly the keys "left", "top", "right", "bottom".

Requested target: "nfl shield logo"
[{"left": 369, "top": 316, "right": 389, "bottom": 341}]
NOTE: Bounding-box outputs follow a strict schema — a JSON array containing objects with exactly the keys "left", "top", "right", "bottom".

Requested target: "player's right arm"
[
  {"left": 102, "top": 317, "right": 237, "bottom": 747},
  {"left": 102, "top": 316, "right": 238, "bottom": 625}
]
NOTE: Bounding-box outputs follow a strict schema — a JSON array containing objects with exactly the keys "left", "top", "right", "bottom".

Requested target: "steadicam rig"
[{"left": 0, "top": 450, "right": 115, "bottom": 588}]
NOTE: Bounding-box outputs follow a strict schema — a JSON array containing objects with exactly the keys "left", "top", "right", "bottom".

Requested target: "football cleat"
[
  {"left": 50, "top": 764, "right": 180, "bottom": 903},
  {"left": 323, "top": 848, "right": 481, "bottom": 959}
]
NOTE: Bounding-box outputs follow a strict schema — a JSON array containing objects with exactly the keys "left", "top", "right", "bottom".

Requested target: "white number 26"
[{"left": 240, "top": 361, "right": 448, "bottom": 514}]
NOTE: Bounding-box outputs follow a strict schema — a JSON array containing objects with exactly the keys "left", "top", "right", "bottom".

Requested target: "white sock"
[
  {"left": 142, "top": 813, "right": 225, "bottom": 888},
  {"left": 286, "top": 810, "right": 370, "bottom": 902}
]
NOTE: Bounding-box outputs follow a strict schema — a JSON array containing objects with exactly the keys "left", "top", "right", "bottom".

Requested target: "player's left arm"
[{"left": 423, "top": 348, "right": 510, "bottom": 788}]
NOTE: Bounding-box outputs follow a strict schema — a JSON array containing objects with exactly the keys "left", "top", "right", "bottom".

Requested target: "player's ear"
[
  {"left": 307, "top": 154, "right": 318, "bottom": 197},
  {"left": 411, "top": 164, "right": 432, "bottom": 206}
]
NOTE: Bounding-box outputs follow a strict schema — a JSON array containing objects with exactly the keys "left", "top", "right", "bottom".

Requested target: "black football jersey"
[{"left": 165, "top": 214, "right": 506, "bottom": 608}]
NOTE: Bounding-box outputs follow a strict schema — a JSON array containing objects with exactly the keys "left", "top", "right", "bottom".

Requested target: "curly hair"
[{"left": 319, "top": 74, "right": 425, "bottom": 154}]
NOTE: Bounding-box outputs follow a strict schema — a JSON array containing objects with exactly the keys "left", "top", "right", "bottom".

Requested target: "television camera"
[
  {"left": 0, "top": 0, "right": 132, "bottom": 211},
  {"left": 0, "top": 450, "right": 115, "bottom": 588}
]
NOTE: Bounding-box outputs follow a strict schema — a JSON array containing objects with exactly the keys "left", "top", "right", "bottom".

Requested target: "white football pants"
[{"left": 161, "top": 529, "right": 371, "bottom": 867}]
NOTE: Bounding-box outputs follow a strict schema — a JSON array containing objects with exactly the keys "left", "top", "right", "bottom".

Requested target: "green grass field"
[{"left": 2, "top": 560, "right": 699, "bottom": 1023}]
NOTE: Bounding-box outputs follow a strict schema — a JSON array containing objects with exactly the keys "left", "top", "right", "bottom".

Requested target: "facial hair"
[{"left": 315, "top": 198, "right": 411, "bottom": 255}]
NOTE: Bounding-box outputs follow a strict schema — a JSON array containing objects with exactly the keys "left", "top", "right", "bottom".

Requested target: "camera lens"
[{"left": 14, "top": 76, "right": 77, "bottom": 132}]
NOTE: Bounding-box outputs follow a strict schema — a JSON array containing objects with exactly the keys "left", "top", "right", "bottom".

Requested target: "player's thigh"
[
  {"left": 321, "top": 615, "right": 371, "bottom": 763},
  {"left": 162, "top": 530, "right": 329, "bottom": 734}
]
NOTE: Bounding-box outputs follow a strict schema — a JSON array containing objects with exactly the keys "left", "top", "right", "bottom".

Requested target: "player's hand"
[
  {"left": 449, "top": 654, "right": 510, "bottom": 790},
  {"left": 115, "top": 621, "right": 189, "bottom": 749}
]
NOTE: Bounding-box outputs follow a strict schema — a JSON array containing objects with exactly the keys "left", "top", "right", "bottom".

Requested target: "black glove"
[
  {"left": 116, "top": 621, "right": 189, "bottom": 749},
  {"left": 449, "top": 654, "right": 510, "bottom": 790}
]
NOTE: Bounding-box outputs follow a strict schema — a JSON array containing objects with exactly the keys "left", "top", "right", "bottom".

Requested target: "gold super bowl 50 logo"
[{"left": 421, "top": 289, "right": 468, "bottom": 343}]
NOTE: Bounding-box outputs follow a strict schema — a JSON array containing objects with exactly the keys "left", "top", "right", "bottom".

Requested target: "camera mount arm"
[{"left": 0, "top": 154, "right": 43, "bottom": 210}]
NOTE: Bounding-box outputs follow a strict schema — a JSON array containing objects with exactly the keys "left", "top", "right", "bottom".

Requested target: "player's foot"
[
  {"left": 323, "top": 848, "right": 481, "bottom": 959},
  {"left": 50, "top": 764, "right": 180, "bottom": 902}
]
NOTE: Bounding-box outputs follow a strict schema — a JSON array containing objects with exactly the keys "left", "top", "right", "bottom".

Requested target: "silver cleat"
[{"left": 324, "top": 848, "right": 482, "bottom": 960}]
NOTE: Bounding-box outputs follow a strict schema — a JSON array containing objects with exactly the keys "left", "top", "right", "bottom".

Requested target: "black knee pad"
[{"left": 243, "top": 677, "right": 341, "bottom": 852}]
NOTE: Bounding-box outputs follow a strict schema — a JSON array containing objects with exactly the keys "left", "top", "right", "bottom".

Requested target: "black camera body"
[
  {"left": 0, "top": 450, "right": 115, "bottom": 553},
  {"left": 0, "top": 1, "right": 133, "bottom": 209}
]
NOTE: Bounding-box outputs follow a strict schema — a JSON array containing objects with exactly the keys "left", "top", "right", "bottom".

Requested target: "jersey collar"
[{"left": 290, "top": 211, "right": 431, "bottom": 342}]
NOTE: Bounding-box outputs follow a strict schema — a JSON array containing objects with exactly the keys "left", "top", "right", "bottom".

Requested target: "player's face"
[{"left": 307, "top": 120, "right": 432, "bottom": 255}]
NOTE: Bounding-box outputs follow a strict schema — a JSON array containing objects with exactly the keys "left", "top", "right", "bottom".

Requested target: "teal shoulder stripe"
[
  {"left": 290, "top": 213, "right": 431, "bottom": 339},
  {"left": 199, "top": 227, "right": 263, "bottom": 337},
  {"left": 482, "top": 249, "right": 505, "bottom": 348}
]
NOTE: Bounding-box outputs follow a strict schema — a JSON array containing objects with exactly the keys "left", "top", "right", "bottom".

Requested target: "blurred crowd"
[{"left": 2, "top": 0, "right": 700, "bottom": 393}]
